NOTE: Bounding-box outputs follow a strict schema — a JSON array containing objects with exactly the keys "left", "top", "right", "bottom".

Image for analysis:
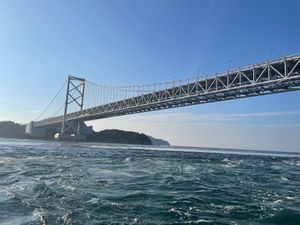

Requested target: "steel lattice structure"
[
  {"left": 34, "top": 53, "right": 300, "bottom": 128},
  {"left": 61, "top": 76, "right": 85, "bottom": 136}
]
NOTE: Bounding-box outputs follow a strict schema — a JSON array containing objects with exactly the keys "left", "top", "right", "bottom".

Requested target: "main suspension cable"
[{"left": 34, "top": 80, "right": 67, "bottom": 121}]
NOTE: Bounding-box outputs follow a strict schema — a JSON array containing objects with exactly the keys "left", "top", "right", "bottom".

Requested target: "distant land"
[
  {"left": 0, "top": 121, "right": 170, "bottom": 146},
  {"left": 148, "top": 135, "right": 170, "bottom": 146},
  {"left": 0, "top": 121, "right": 26, "bottom": 138},
  {"left": 87, "top": 129, "right": 152, "bottom": 145}
]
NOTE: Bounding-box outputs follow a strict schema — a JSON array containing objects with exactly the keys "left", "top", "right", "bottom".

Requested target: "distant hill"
[
  {"left": 148, "top": 135, "right": 170, "bottom": 146},
  {"left": 86, "top": 129, "right": 152, "bottom": 145},
  {"left": 0, "top": 121, "right": 26, "bottom": 138},
  {"left": 0, "top": 121, "right": 170, "bottom": 146}
]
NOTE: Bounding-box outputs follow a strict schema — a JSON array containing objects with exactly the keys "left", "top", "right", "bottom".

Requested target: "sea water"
[{"left": 0, "top": 138, "right": 300, "bottom": 225}]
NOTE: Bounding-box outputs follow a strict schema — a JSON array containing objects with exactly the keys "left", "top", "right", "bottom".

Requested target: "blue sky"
[{"left": 0, "top": 0, "right": 300, "bottom": 151}]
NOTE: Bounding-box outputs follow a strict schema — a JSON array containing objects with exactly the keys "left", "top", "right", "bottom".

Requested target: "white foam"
[
  {"left": 87, "top": 197, "right": 99, "bottom": 204},
  {"left": 62, "top": 213, "right": 72, "bottom": 224},
  {"left": 280, "top": 176, "right": 289, "bottom": 181},
  {"left": 85, "top": 143, "right": 300, "bottom": 158},
  {"left": 32, "top": 208, "right": 47, "bottom": 225}
]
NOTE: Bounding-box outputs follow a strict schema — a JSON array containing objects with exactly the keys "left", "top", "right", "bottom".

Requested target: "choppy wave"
[{"left": 0, "top": 138, "right": 300, "bottom": 224}]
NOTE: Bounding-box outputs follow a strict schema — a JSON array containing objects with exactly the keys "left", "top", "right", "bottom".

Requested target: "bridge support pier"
[
  {"left": 59, "top": 121, "right": 93, "bottom": 141},
  {"left": 59, "top": 133, "right": 87, "bottom": 141},
  {"left": 26, "top": 121, "right": 47, "bottom": 138},
  {"left": 26, "top": 121, "right": 93, "bottom": 141}
]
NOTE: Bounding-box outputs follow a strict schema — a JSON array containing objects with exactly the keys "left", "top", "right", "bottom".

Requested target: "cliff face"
[
  {"left": 86, "top": 129, "right": 152, "bottom": 145},
  {"left": 148, "top": 135, "right": 170, "bottom": 146},
  {"left": 0, "top": 121, "right": 26, "bottom": 138}
]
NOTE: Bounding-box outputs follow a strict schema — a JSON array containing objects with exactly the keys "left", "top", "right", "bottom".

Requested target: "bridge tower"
[{"left": 60, "top": 75, "right": 86, "bottom": 141}]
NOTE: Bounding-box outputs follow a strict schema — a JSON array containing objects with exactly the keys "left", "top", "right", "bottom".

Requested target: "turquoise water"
[{"left": 0, "top": 138, "right": 300, "bottom": 225}]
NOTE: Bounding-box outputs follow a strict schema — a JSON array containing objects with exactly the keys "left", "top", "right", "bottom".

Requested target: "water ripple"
[{"left": 0, "top": 138, "right": 299, "bottom": 224}]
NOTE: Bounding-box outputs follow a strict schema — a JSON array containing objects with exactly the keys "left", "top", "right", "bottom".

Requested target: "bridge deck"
[{"left": 34, "top": 53, "right": 300, "bottom": 127}]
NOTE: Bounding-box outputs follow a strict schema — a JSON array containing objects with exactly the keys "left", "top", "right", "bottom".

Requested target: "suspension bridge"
[{"left": 26, "top": 53, "right": 300, "bottom": 140}]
